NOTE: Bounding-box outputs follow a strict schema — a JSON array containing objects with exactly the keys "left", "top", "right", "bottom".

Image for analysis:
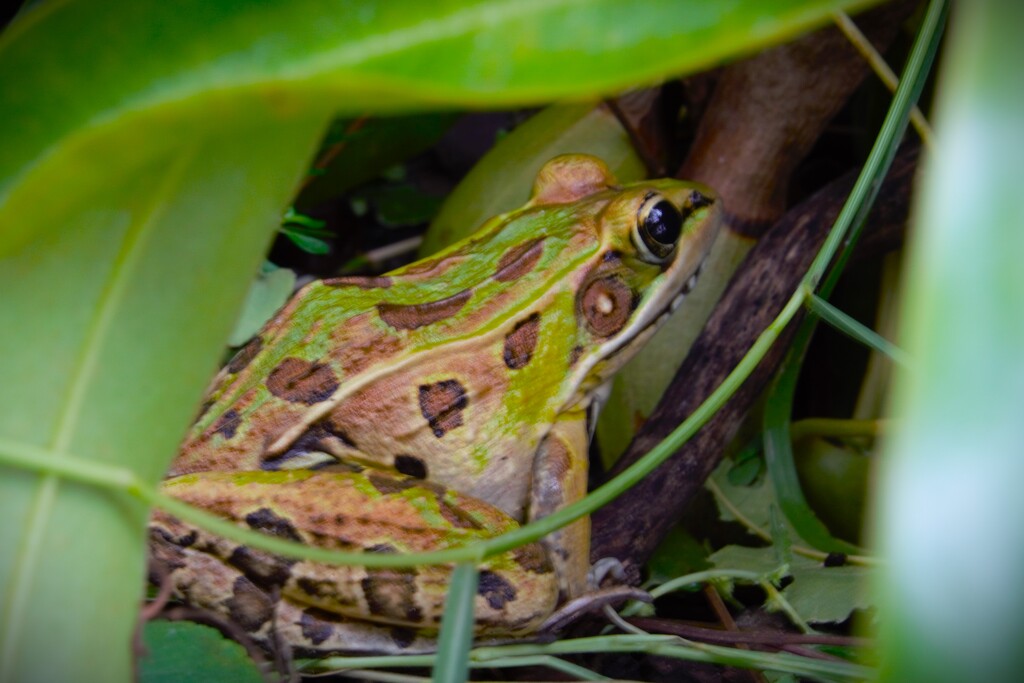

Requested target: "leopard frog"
[{"left": 150, "top": 154, "right": 721, "bottom": 653}]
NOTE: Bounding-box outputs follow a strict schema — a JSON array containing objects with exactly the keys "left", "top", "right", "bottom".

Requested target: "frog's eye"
[{"left": 634, "top": 193, "right": 683, "bottom": 264}]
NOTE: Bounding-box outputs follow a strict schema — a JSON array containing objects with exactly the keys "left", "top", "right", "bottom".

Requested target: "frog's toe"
[{"left": 587, "top": 556, "right": 628, "bottom": 590}]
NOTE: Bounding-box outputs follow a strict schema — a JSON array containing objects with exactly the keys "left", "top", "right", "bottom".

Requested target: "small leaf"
[
  {"left": 709, "top": 545, "right": 874, "bottom": 625},
  {"left": 727, "top": 447, "right": 765, "bottom": 486},
  {"left": 281, "top": 228, "right": 333, "bottom": 255},
  {"left": 139, "top": 620, "right": 264, "bottom": 683},
  {"left": 784, "top": 559, "right": 872, "bottom": 624},
  {"left": 647, "top": 526, "right": 712, "bottom": 584}
]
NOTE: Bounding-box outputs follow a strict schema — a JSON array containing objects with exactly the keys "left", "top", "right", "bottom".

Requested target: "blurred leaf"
[
  {"left": 227, "top": 265, "right": 297, "bottom": 346},
  {"left": 139, "top": 621, "right": 265, "bottom": 683},
  {"left": 876, "top": 1, "right": 1024, "bottom": 681}
]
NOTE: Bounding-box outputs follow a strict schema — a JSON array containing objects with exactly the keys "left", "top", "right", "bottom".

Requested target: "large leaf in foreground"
[{"left": 877, "top": 1, "right": 1024, "bottom": 680}]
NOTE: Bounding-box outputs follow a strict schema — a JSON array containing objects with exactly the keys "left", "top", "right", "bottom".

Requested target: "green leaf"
[
  {"left": 139, "top": 621, "right": 265, "bottom": 683},
  {"left": 227, "top": 265, "right": 297, "bottom": 346},
  {"left": 708, "top": 545, "right": 873, "bottom": 625},
  {"left": 783, "top": 559, "right": 871, "bottom": 624},
  {"left": 647, "top": 526, "right": 713, "bottom": 584},
  {"left": 710, "top": 456, "right": 790, "bottom": 540}
]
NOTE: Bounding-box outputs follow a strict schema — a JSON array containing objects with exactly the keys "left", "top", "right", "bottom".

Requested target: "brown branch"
[{"left": 679, "top": 0, "right": 918, "bottom": 236}]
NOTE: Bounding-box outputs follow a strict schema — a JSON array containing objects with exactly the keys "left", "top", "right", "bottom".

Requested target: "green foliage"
[
  {"left": 708, "top": 463, "right": 875, "bottom": 626},
  {"left": 139, "top": 621, "right": 265, "bottom": 683},
  {"left": 0, "top": 0, "right": 892, "bottom": 680},
  {"left": 227, "top": 263, "right": 297, "bottom": 346}
]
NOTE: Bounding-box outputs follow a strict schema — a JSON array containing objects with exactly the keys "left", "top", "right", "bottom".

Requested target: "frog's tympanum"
[{"left": 150, "top": 154, "right": 721, "bottom": 653}]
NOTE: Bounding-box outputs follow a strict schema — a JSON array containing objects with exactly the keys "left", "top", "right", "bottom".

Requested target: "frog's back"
[{"left": 171, "top": 203, "right": 604, "bottom": 518}]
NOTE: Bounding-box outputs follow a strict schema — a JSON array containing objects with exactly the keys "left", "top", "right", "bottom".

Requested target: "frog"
[{"left": 149, "top": 154, "right": 721, "bottom": 654}]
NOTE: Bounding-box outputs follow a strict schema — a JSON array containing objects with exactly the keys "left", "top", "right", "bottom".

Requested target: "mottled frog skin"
[{"left": 149, "top": 154, "right": 721, "bottom": 653}]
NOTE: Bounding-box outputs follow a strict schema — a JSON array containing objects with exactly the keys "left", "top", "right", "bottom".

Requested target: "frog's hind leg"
[
  {"left": 149, "top": 532, "right": 438, "bottom": 654},
  {"left": 149, "top": 467, "right": 560, "bottom": 649}
]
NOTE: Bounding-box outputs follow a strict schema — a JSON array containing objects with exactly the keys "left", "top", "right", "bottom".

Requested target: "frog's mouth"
[{"left": 667, "top": 256, "right": 707, "bottom": 315}]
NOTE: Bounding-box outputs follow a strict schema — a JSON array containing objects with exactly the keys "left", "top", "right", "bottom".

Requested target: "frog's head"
[{"left": 525, "top": 154, "right": 723, "bottom": 405}]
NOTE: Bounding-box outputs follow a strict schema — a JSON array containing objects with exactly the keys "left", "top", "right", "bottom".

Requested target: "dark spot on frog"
[
  {"left": 503, "top": 313, "right": 541, "bottom": 370},
  {"left": 228, "top": 545, "right": 295, "bottom": 589},
  {"left": 213, "top": 409, "right": 241, "bottom": 439},
  {"left": 227, "top": 335, "right": 263, "bottom": 374},
  {"left": 262, "top": 420, "right": 358, "bottom": 469},
  {"left": 226, "top": 576, "right": 274, "bottom": 632},
  {"left": 378, "top": 289, "right": 472, "bottom": 330},
  {"left": 299, "top": 607, "right": 340, "bottom": 645},
  {"left": 362, "top": 570, "right": 423, "bottom": 623},
  {"left": 494, "top": 238, "right": 544, "bottom": 282},
  {"left": 512, "top": 544, "right": 553, "bottom": 574},
  {"left": 477, "top": 570, "right": 517, "bottom": 609},
  {"left": 323, "top": 275, "right": 393, "bottom": 289},
  {"left": 147, "top": 529, "right": 189, "bottom": 573},
  {"left": 244, "top": 507, "right": 303, "bottom": 543},
  {"left": 151, "top": 526, "right": 197, "bottom": 549},
  {"left": 394, "top": 454, "right": 427, "bottom": 479},
  {"left": 568, "top": 345, "right": 584, "bottom": 367},
  {"left": 367, "top": 472, "right": 418, "bottom": 496},
  {"left": 265, "top": 357, "right": 340, "bottom": 405},
  {"left": 438, "top": 500, "right": 483, "bottom": 530},
  {"left": 390, "top": 627, "right": 417, "bottom": 649},
  {"left": 418, "top": 379, "right": 468, "bottom": 438},
  {"left": 578, "top": 275, "right": 635, "bottom": 337},
  {"left": 296, "top": 577, "right": 356, "bottom": 606}
]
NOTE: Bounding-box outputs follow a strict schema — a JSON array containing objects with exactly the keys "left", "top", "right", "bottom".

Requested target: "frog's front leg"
[
  {"left": 150, "top": 467, "right": 559, "bottom": 652},
  {"left": 527, "top": 411, "right": 591, "bottom": 602}
]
